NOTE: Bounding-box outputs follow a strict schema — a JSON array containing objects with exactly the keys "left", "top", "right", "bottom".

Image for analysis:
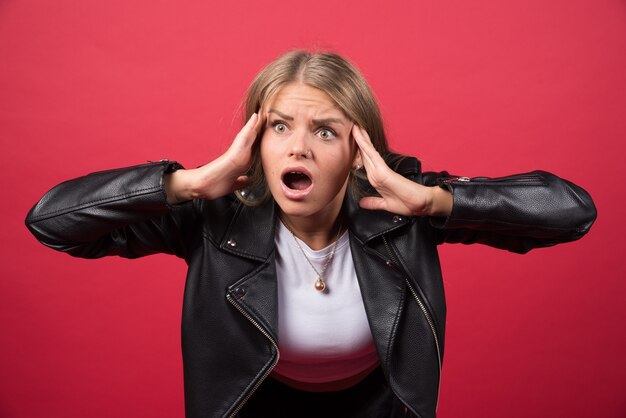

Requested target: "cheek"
[
  {"left": 321, "top": 155, "right": 352, "bottom": 189},
  {"left": 327, "top": 145, "right": 355, "bottom": 170},
  {"left": 259, "top": 134, "right": 272, "bottom": 167},
  {"left": 259, "top": 135, "right": 279, "bottom": 181}
]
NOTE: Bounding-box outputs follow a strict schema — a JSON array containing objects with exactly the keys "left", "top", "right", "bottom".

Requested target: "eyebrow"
[
  {"left": 312, "top": 117, "right": 345, "bottom": 127},
  {"left": 267, "top": 109, "right": 346, "bottom": 126},
  {"left": 267, "top": 109, "right": 294, "bottom": 121}
]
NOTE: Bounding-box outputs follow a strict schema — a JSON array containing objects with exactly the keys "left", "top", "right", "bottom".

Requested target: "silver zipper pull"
[{"left": 442, "top": 176, "right": 470, "bottom": 184}]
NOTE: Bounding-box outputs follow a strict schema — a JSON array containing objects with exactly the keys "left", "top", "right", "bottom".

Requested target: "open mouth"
[{"left": 282, "top": 171, "right": 312, "bottom": 191}]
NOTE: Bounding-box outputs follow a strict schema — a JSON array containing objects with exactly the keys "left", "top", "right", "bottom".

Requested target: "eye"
[
  {"left": 272, "top": 121, "right": 288, "bottom": 134},
  {"left": 317, "top": 128, "right": 336, "bottom": 141}
]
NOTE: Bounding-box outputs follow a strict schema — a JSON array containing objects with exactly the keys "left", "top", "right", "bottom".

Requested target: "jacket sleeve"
[
  {"left": 25, "top": 161, "right": 195, "bottom": 259},
  {"left": 422, "top": 170, "right": 597, "bottom": 254}
]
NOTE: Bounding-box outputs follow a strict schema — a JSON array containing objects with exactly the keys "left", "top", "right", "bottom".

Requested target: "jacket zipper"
[
  {"left": 383, "top": 236, "right": 442, "bottom": 411},
  {"left": 441, "top": 176, "right": 470, "bottom": 184},
  {"left": 442, "top": 173, "right": 545, "bottom": 185},
  {"left": 226, "top": 293, "right": 280, "bottom": 418},
  {"left": 472, "top": 174, "right": 545, "bottom": 184}
]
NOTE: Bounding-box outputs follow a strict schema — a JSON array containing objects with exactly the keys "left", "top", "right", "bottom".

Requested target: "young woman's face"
[{"left": 260, "top": 82, "right": 359, "bottom": 220}]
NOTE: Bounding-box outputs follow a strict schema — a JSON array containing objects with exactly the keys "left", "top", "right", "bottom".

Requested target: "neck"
[{"left": 280, "top": 208, "right": 346, "bottom": 251}]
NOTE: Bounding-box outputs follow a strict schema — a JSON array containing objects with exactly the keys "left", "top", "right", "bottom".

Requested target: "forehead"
[{"left": 265, "top": 83, "right": 346, "bottom": 118}]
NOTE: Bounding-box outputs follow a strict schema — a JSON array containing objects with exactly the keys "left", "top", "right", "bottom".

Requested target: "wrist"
[
  {"left": 428, "top": 186, "right": 453, "bottom": 217},
  {"left": 165, "top": 169, "right": 197, "bottom": 204}
]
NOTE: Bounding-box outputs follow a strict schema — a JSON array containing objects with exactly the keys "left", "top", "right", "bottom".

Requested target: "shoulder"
[
  {"left": 194, "top": 193, "right": 276, "bottom": 245},
  {"left": 386, "top": 153, "right": 421, "bottom": 177},
  {"left": 190, "top": 193, "right": 242, "bottom": 242}
]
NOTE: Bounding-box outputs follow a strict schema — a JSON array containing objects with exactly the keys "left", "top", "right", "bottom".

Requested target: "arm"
[
  {"left": 26, "top": 113, "right": 263, "bottom": 259},
  {"left": 25, "top": 161, "right": 194, "bottom": 259},
  {"left": 424, "top": 170, "right": 597, "bottom": 253},
  {"left": 352, "top": 126, "right": 597, "bottom": 253}
]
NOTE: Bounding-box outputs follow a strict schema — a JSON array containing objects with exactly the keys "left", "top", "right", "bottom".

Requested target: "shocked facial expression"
[{"left": 260, "top": 82, "right": 360, "bottom": 220}]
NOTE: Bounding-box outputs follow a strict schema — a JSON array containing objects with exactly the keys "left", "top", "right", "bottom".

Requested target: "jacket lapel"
[
  {"left": 346, "top": 196, "right": 412, "bottom": 370},
  {"left": 221, "top": 199, "right": 280, "bottom": 341}
]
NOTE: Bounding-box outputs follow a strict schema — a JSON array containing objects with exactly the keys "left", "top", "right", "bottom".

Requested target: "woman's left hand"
[{"left": 352, "top": 125, "right": 452, "bottom": 217}]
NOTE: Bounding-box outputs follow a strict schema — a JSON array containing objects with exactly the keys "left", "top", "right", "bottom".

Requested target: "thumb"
[
  {"left": 359, "top": 196, "right": 387, "bottom": 211},
  {"left": 230, "top": 176, "right": 250, "bottom": 193}
]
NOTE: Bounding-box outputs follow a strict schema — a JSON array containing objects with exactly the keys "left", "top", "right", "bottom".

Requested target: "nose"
[{"left": 288, "top": 129, "right": 311, "bottom": 159}]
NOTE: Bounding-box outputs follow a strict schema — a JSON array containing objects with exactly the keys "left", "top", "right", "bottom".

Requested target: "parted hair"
[{"left": 236, "top": 50, "right": 391, "bottom": 205}]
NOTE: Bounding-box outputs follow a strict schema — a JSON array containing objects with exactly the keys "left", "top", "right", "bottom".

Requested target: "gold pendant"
[{"left": 314, "top": 277, "right": 326, "bottom": 292}]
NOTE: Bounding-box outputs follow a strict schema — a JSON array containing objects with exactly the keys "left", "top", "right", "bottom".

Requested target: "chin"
[{"left": 274, "top": 198, "right": 319, "bottom": 218}]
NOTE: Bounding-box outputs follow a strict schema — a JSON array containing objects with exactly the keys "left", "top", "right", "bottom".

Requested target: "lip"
[{"left": 280, "top": 166, "right": 314, "bottom": 200}]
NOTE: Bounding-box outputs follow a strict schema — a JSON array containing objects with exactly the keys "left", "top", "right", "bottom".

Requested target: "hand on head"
[
  {"left": 164, "top": 113, "right": 263, "bottom": 204},
  {"left": 352, "top": 125, "right": 452, "bottom": 217}
]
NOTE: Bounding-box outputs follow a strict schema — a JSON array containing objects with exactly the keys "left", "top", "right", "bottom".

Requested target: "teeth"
[
  {"left": 283, "top": 171, "right": 307, "bottom": 177},
  {"left": 283, "top": 171, "right": 312, "bottom": 191}
]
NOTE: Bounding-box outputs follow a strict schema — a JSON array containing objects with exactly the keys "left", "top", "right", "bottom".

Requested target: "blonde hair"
[{"left": 237, "top": 50, "right": 391, "bottom": 205}]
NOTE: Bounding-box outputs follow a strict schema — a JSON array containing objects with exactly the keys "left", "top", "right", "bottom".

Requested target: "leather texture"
[{"left": 25, "top": 157, "right": 596, "bottom": 418}]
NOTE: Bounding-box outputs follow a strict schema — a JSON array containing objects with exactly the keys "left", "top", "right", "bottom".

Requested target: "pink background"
[{"left": 2, "top": 0, "right": 625, "bottom": 417}]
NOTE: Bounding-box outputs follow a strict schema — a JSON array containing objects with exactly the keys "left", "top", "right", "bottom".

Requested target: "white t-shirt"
[{"left": 272, "top": 220, "right": 379, "bottom": 383}]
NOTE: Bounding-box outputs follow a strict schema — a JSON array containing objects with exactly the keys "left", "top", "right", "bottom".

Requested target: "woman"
[{"left": 26, "top": 51, "right": 596, "bottom": 418}]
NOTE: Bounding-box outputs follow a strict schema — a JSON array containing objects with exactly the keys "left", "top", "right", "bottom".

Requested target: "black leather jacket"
[{"left": 25, "top": 157, "right": 596, "bottom": 418}]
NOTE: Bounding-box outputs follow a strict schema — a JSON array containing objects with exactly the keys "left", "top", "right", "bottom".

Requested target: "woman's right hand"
[{"left": 164, "top": 113, "right": 262, "bottom": 204}]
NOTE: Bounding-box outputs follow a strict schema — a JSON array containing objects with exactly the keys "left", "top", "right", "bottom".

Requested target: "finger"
[
  {"left": 351, "top": 124, "right": 370, "bottom": 151},
  {"left": 353, "top": 126, "right": 384, "bottom": 167},
  {"left": 231, "top": 176, "right": 250, "bottom": 193},
  {"left": 352, "top": 125, "right": 375, "bottom": 152},
  {"left": 359, "top": 196, "right": 388, "bottom": 211},
  {"left": 355, "top": 124, "right": 373, "bottom": 144},
  {"left": 353, "top": 127, "right": 389, "bottom": 179},
  {"left": 253, "top": 111, "right": 265, "bottom": 134},
  {"left": 234, "top": 113, "right": 259, "bottom": 148},
  {"left": 245, "top": 112, "right": 260, "bottom": 137},
  {"left": 246, "top": 112, "right": 259, "bottom": 129},
  {"left": 352, "top": 126, "right": 376, "bottom": 168}
]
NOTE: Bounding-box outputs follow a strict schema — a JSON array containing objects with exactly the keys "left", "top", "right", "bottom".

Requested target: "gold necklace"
[{"left": 280, "top": 217, "right": 343, "bottom": 292}]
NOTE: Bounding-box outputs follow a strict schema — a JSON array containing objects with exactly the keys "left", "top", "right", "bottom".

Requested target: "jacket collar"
[
  {"left": 220, "top": 192, "right": 411, "bottom": 262},
  {"left": 219, "top": 198, "right": 277, "bottom": 262},
  {"left": 345, "top": 194, "right": 410, "bottom": 244}
]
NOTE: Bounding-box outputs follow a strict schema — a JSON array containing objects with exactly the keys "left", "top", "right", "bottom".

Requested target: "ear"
[{"left": 352, "top": 151, "right": 363, "bottom": 170}]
